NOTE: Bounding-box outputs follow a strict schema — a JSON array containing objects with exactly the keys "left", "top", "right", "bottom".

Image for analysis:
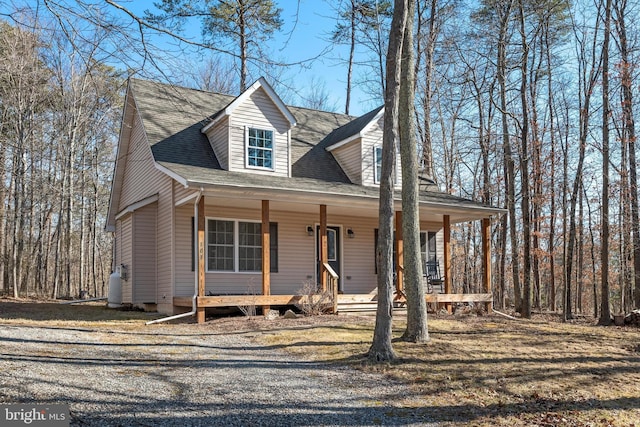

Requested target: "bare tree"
[
  {"left": 346, "top": 0, "right": 393, "bottom": 100},
  {"left": 563, "top": 4, "right": 602, "bottom": 321},
  {"left": 613, "top": 0, "right": 640, "bottom": 310},
  {"left": 332, "top": 0, "right": 359, "bottom": 114},
  {"left": 188, "top": 56, "right": 238, "bottom": 94},
  {"left": 148, "top": 0, "right": 283, "bottom": 91},
  {"left": 495, "top": 0, "right": 522, "bottom": 314},
  {"left": 415, "top": 0, "right": 443, "bottom": 181},
  {"left": 297, "top": 76, "right": 338, "bottom": 112},
  {"left": 598, "top": 0, "right": 612, "bottom": 325},
  {"left": 516, "top": 0, "right": 532, "bottom": 318},
  {"left": 0, "top": 21, "right": 50, "bottom": 298},
  {"left": 399, "top": 0, "right": 428, "bottom": 343},
  {"left": 0, "top": 13, "right": 120, "bottom": 299},
  {"left": 369, "top": 0, "right": 407, "bottom": 363}
]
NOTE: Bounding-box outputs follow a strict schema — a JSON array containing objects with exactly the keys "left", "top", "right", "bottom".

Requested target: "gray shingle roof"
[
  {"left": 128, "top": 78, "right": 503, "bottom": 219},
  {"left": 133, "top": 79, "right": 227, "bottom": 170},
  {"left": 323, "top": 105, "right": 383, "bottom": 148},
  {"left": 132, "top": 78, "right": 355, "bottom": 183}
]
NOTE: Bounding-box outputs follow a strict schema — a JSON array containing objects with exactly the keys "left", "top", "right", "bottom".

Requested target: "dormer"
[
  {"left": 326, "top": 107, "right": 403, "bottom": 189},
  {"left": 201, "top": 77, "right": 296, "bottom": 177}
]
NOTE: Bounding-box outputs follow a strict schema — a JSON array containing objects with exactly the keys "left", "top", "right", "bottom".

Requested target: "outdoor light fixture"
[
  {"left": 307, "top": 225, "right": 314, "bottom": 236},
  {"left": 347, "top": 228, "right": 355, "bottom": 238}
]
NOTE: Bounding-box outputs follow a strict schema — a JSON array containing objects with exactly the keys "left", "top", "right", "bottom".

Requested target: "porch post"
[
  {"left": 443, "top": 214, "right": 452, "bottom": 314},
  {"left": 320, "top": 204, "right": 328, "bottom": 291},
  {"left": 482, "top": 217, "right": 493, "bottom": 313},
  {"left": 395, "top": 210, "right": 404, "bottom": 296},
  {"left": 196, "top": 195, "right": 206, "bottom": 324},
  {"left": 262, "top": 200, "right": 271, "bottom": 314}
]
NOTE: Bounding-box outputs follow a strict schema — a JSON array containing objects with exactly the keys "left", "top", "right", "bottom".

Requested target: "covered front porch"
[{"left": 179, "top": 193, "right": 496, "bottom": 323}]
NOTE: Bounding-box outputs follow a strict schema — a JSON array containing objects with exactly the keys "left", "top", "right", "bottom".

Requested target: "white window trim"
[
  {"left": 206, "top": 217, "right": 263, "bottom": 274},
  {"left": 373, "top": 145, "right": 383, "bottom": 184},
  {"left": 373, "top": 144, "right": 400, "bottom": 185},
  {"left": 245, "top": 126, "right": 276, "bottom": 171}
]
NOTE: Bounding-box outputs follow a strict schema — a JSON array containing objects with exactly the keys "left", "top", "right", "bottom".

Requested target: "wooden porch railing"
[{"left": 322, "top": 262, "right": 339, "bottom": 314}]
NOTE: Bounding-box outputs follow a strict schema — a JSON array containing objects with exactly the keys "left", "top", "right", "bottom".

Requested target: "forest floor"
[
  {"left": 259, "top": 310, "right": 640, "bottom": 427},
  {"left": 0, "top": 298, "right": 638, "bottom": 426}
]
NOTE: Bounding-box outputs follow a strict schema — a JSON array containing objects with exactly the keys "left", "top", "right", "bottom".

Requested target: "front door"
[{"left": 317, "top": 226, "right": 341, "bottom": 291}]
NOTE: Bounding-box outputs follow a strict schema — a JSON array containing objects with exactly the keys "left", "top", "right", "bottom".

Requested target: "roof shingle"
[{"left": 127, "top": 78, "right": 503, "bottom": 220}]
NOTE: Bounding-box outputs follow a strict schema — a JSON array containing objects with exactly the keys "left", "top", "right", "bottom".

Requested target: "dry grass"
[
  {"left": 0, "top": 297, "right": 161, "bottom": 328},
  {"left": 259, "top": 313, "right": 640, "bottom": 427},
  {"left": 2, "top": 298, "right": 638, "bottom": 426}
]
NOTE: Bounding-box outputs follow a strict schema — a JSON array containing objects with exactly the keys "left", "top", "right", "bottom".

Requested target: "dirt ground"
[
  {"left": 0, "top": 298, "right": 432, "bottom": 426},
  {"left": 1, "top": 298, "right": 639, "bottom": 426},
  {"left": 259, "top": 310, "right": 640, "bottom": 427}
]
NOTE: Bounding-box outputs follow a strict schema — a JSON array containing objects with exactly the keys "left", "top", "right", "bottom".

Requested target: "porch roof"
[{"left": 164, "top": 162, "right": 503, "bottom": 223}]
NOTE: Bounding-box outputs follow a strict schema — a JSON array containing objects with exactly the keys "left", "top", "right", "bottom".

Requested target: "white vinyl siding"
[
  {"left": 331, "top": 141, "right": 362, "bottom": 184},
  {"left": 361, "top": 115, "right": 402, "bottom": 188},
  {"left": 175, "top": 205, "right": 195, "bottom": 296},
  {"left": 228, "top": 88, "right": 290, "bottom": 176},
  {"left": 120, "top": 215, "right": 133, "bottom": 304},
  {"left": 133, "top": 202, "right": 157, "bottom": 303},
  {"left": 119, "top": 110, "right": 166, "bottom": 210},
  {"left": 175, "top": 204, "right": 386, "bottom": 296},
  {"left": 172, "top": 211, "right": 446, "bottom": 298},
  {"left": 156, "top": 178, "right": 174, "bottom": 308},
  {"left": 204, "top": 116, "right": 230, "bottom": 170},
  {"left": 116, "top": 109, "right": 173, "bottom": 309},
  {"left": 173, "top": 182, "right": 196, "bottom": 204}
]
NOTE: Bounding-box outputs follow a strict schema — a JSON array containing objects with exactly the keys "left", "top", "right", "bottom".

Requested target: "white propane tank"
[{"left": 108, "top": 271, "right": 122, "bottom": 308}]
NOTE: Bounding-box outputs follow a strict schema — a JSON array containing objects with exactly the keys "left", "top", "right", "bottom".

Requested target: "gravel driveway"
[{"left": 0, "top": 320, "right": 436, "bottom": 426}]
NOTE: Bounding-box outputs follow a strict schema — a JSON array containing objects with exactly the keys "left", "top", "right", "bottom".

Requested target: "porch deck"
[{"left": 174, "top": 292, "right": 493, "bottom": 312}]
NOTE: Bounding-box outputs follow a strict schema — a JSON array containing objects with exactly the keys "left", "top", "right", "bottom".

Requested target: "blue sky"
[
  {"left": 0, "top": 0, "right": 380, "bottom": 115},
  {"left": 125, "top": 0, "right": 379, "bottom": 116}
]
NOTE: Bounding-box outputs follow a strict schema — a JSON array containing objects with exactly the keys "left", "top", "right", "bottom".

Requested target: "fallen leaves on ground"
[{"left": 257, "top": 313, "right": 640, "bottom": 427}]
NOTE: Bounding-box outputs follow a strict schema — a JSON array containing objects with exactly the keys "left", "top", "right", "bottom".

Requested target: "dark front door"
[{"left": 317, "top": 226, "right": 341, "bottom": 291}]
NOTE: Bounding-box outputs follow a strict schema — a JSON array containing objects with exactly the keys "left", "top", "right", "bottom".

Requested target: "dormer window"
[{"left": 246, "top": 127, "right": 274, "bottom": 170}]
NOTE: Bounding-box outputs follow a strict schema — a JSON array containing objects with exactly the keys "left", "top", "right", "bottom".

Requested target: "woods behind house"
[{"left": 0, "top": 0, "right": 639, "bottom": 319}]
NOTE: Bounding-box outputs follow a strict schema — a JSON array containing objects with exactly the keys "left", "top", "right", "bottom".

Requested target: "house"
[{"left": 106, "top": 77, "right": 503, "bottom": 322}]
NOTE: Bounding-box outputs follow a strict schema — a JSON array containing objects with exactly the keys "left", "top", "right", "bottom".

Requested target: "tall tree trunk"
[
  {"left": 495, "top": 0, "right": 520, "bottom": 312},
  {"left": 598, "top": 0, "right": 612, "bottom": 325},
  {"left": 239, "top": 10, "right": 247, "bottom": 91},
  {"left": 577, "top": 186, "right": 584, "bottom": 313},
  {"left": 561, "top": 106, "right": 570, "bottom": 318},
  {"left": 345, "top": 0, "right": 356, "bottom": 115},
  {"left": 420, "top": 0, "right": 439, "bottom": 180},
  {"left": 400, "top": 0, "right": 428, "bottom": 343},
  {"left": 369, "top": 0, "right": 408, "bottom": 362},
  {"left": 498, "top": 215, "right": 507, "bottom": 308},
  {"left": 546, "top": 21, "right": 557, "bottom": 312},
  {"left": 566, "top": 5, "right": 602, "bottom": 320},
  {"left": 615, "top": 0, "right": 640, "bottom": 309},
  {"left": 517, "top": 0, "right": 531, "bottom": 318},
  {"left": 0, "top": 116, "right": 6, "bottom": 293},
  {"left": 529, "top": 27, "right": 545, "bottom": 312}
]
